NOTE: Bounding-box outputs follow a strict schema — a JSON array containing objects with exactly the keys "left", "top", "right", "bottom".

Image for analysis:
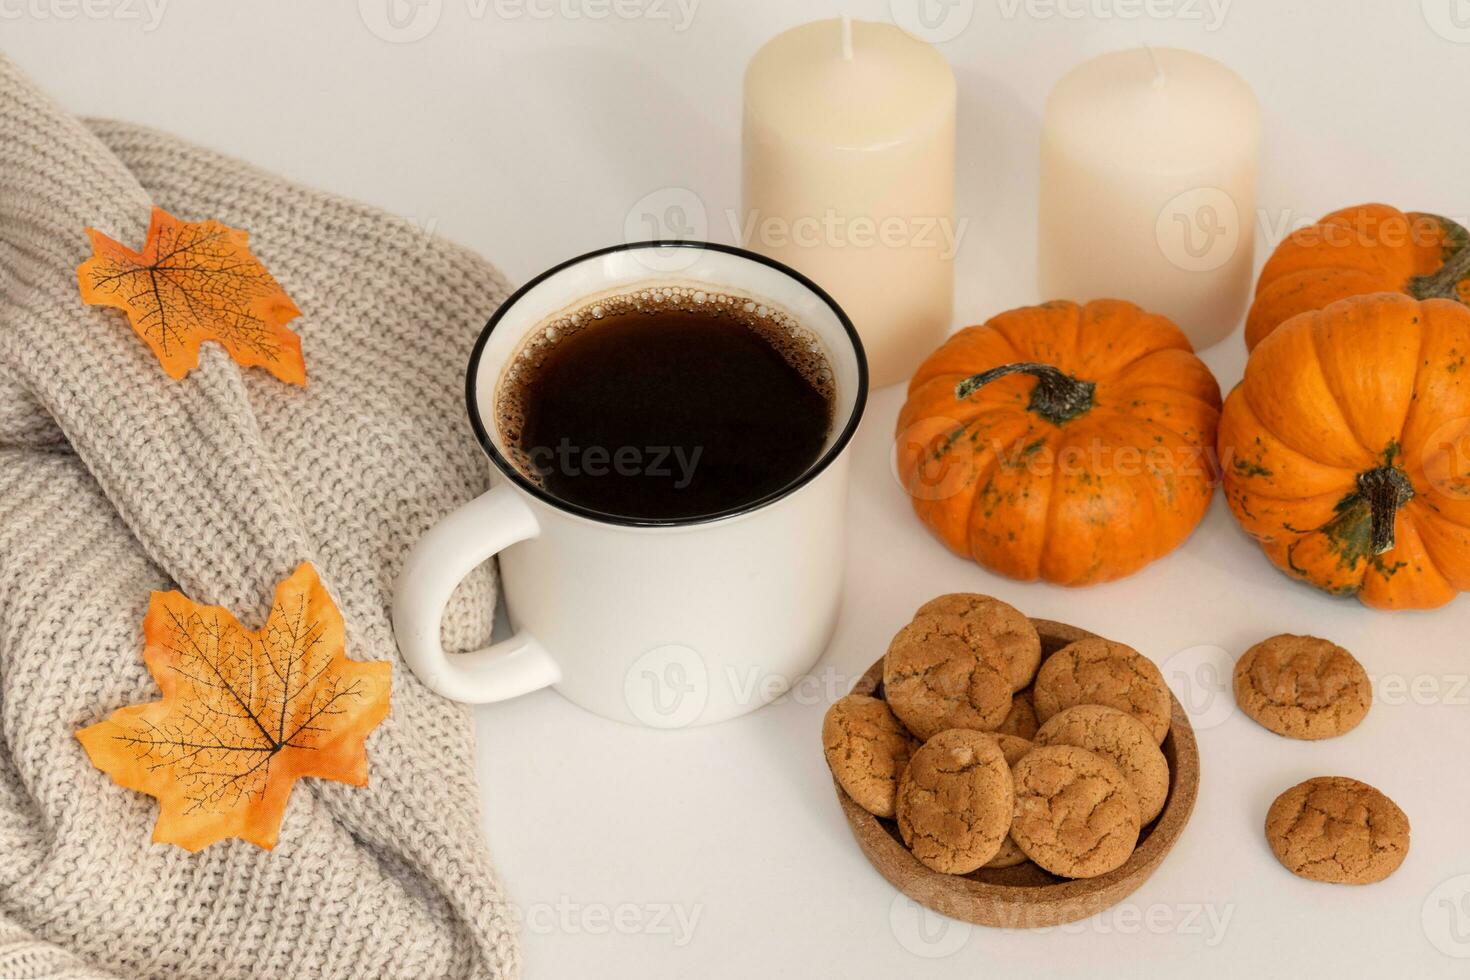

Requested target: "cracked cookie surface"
[
  {"left": 896, "top": 730, "right": 1014, "bottom": 874},
  {"left": 913, "top": 594, "right": 1042, "bottom": 691},
  {"left": 1265, "top": 776, "right": 1409, "bottom": 884},
  {"left": 822, "top": 695, "right": 918, "bottom": 818},
  {"left": 995, "top": 688, "right": 1039, "bottom": 739},
  {"left": 1035, "top": 705, "right": 1170, "bottom": 824},
  {"left": 979, "top": 733, "right": 1035, "bottom": 869},
  {"left": 1009, "top": 744, "right": 1141, "bottom": 879},
  {"left": 1233, "top": 635, "right": 1371, "bottom": 740},
  {"left": 1032, "top": 639, "right": 1171, "bottom": 744},
  {"left": 884, "top": 614, "right": 1013, "bottom": 740}
]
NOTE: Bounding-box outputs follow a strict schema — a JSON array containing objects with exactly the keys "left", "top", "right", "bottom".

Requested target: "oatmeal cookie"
[
  {"left": 1264, "top": 776, "right": 1409, "bottom": 885},
  {"left": 822, "top": 695, "right": 918, "bottom": 818},
  {"left": 1034, "top": 705, "right": 1170, "bottom": 824},
  {"left": 914, "top": 594, "right": 1042, "bottom": 691},
  {"left": 884, "top": 615, "right": 1013, "bottom": 740},
  {"left": 1032, "top": 639, "right": 1171, "bottom": 744},
  {"left": 995, "top": 688, "right": 1039, "bottom": 739},
  {"left": 1233, "top": 635, "right": 1371, "bottom": 740},
  {"left": 980, "top": 733, "right": 1034, "bottom": 869},
  {"left": 896, "top": 730, "right": 1015, "bottom": 874},
  {"left": 1009, "top": 744, "right": 1141, "bottom": 879}
]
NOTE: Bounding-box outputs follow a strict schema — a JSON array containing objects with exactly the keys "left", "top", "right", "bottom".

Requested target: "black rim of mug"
[{"left": 464, "top": 240, "right": 870, "bottom": 528}]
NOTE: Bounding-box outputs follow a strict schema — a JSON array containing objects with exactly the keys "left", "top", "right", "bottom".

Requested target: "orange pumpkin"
[
  {"left": 1246, "top": 203, "right": 1470, "bottom": 351},
  {"left": 896, "top": 300, "right": 1222, "bottom": 587},
  {"left": 1220, "top": 292, "right": 1470, "bottom": 610}
]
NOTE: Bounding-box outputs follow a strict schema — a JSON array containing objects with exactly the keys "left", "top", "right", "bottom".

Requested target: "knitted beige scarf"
[{"left": 0, "top": 56, "right": 520, "bottom": 978}]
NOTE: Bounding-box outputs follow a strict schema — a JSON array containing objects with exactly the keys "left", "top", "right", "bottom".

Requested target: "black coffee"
[{"left": 497, "top": 286, "right": 834, "bottom": 520}]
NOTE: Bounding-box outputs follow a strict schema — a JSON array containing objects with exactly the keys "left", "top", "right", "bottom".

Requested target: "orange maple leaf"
[
  {"left": 76, "top": 206, "right": 307, "bottom": 384},
  {"left": 76, "top": 563, "right": 390, "bottom": 851}
]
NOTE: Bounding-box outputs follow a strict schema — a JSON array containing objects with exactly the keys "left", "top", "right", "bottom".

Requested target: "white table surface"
[{"left": 10, "top": 1, "right": 1470, "bottom": 976}]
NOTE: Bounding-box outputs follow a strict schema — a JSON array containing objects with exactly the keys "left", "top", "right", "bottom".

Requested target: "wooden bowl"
[{"left": 832, "top": 618, "right": 1199, "bottom": 929}]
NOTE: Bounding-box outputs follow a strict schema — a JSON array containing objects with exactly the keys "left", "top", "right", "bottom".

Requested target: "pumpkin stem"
[
  {"left": 1408, "top": 237, "right": 1470, "bottom": 302},
  {"left": 1356, "top": 465, "right": 1415, "bottom": 555},
  {"left": 955, "top": 362, "right": 1096, "bottom": 425}
]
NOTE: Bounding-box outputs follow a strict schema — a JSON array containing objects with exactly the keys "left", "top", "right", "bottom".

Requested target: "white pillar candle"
[
  {"left": 742, "top": 18, "right": 956, "bottom": 389},
  {"left": 1038, "top": 48, "right": 1260, "bottom": 351}
]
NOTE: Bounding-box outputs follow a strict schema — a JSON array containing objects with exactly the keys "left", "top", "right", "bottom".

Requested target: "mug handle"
[{"left": 393, "top": 483, "right": 561, "bottom": 703}]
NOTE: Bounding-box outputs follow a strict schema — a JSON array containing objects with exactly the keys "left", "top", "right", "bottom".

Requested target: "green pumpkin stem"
[
  {"left": 1356, "top": 465, "right": 1415, "bottom": 555},
  {"left": 955, "top": 362, "right": 1096, "bottom": 425},
  {"left": 1408, "top": 237, "right": 1470, "bottom": 302}
]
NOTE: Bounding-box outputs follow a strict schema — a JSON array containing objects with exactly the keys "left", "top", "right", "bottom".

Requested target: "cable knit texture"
[{"left": 0, "top": 56, "right": 520, "bottom": 979}]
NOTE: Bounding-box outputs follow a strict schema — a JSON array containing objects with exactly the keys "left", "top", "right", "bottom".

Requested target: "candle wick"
[
  {"left": 841, "top": 14, "right": 854, "bottom": 61},
  {"left": 1143, "top": 44, "right": 1166, "bottom": 88}
]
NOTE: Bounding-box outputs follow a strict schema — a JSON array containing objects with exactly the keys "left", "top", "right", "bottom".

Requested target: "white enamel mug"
[{"left": 392, "top": 242, "right": 867, "bottom": 727}]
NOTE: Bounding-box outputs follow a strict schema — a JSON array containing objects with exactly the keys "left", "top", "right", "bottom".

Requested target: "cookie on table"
[
  {"left": 1010, "top": 744, "right": 1141, "bottom": 879},
  {"left": 884, "top": 615, "right": 1012, "bottom": 740},
  {"left": 1233, "top": 634, "right": 1371, "bottom": 740},
  {"left": 896, "top": 730, "right": 1015, "bottom": 874},
  {"left": 979, "top": 733, "right": 1034, "bottom": 869},
  {"left": 1032, "top": 638, "right": 1172, "bottom": 744},
  {"left": 1034, "top": 705, "right": 1170, "bottom": 824},
  {"left": 822, "top": 695, "right": 918, "bottom": 819},
  {"left": 913, "top": 593, "right": 1042, "bottom": 691},
  {"left": 1265, "top": 776, "right": 1409, "bottom": 884},
  {"left": 995, "top": 688, "right": 1039, "bottom": 739}
]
